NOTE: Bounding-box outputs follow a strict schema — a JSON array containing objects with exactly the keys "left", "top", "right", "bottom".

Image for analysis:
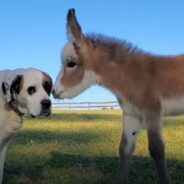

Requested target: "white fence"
[{"left": 52, "top": 101, "right": 120, "bottom": 110}]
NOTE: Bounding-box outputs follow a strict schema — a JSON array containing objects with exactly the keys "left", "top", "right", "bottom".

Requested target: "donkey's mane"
[{"left": 86, "top": 33, "right": 146, "bottom": 56}]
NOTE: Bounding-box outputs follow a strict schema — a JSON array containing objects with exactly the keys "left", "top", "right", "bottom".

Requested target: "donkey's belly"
[{"left": 162, "top": 98, "right": 184, "bottom": 116}]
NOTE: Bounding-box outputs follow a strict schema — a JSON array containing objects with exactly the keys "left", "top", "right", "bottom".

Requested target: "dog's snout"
[{"left": 41, "top": 99, "right": 51, "bottom": 109}]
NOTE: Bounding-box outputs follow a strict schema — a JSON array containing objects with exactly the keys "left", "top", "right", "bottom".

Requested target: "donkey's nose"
[
  {"left": 52, "top": 88, "right": 64, "bottom": 98},
  {"left": 52, "top": 89, "right": 57, "bottom": 98}
]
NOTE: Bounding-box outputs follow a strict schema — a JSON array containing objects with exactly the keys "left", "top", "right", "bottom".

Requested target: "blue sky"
[{"left": 0, "top": 0, "right": 184, "bottom": 103}]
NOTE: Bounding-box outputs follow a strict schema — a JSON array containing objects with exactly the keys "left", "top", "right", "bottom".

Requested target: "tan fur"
[
  {"left": 61, "top": 65, "right": 85, "bottom": 88},
  {"left": 53, "top": 9, "right": 184, "bottom": 184},
  {"left": 65, "top": 36, "right": 184, "bottom": 110}
]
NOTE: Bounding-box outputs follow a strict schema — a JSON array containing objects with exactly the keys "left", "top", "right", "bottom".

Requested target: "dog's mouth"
[
  {"left": 40, "top": 110, "right": 51, "bottom": 117},
  {"left": 30, "top": 110, "right": 51, "bottom": 118},
  {"left": 31, "top": 114, "right": 36, "bottom": 118}
]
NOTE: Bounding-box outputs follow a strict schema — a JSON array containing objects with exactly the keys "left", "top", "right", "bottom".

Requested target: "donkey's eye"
[
  {"left": 66, "top": 62, "right": 76, "bottom": 68},
  {"left": 27, "top": 86, "right": 36, "bottom": 95}
]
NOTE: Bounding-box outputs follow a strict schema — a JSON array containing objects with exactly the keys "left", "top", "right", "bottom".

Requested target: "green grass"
[{"left": 3, "top": 110, "right": 184, "bottom": 184}]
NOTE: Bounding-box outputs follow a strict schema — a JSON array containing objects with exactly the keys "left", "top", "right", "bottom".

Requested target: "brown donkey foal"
[{"left": 53, "top": 9, "right": 184, "bottom": 184}]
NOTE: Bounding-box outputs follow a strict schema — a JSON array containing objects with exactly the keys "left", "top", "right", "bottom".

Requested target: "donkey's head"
[{"left": 53, "top": 9, "right": 100, "bottom": 99}]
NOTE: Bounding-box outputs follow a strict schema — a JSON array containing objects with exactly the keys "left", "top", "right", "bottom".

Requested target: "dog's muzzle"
[{"left": 40, "top": 99, "right": 51, "bottom": 116}]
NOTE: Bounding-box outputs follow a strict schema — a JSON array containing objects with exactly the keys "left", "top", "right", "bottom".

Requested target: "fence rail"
[{"left": 52, "top": 101, "right": 120, "bottom": 110}]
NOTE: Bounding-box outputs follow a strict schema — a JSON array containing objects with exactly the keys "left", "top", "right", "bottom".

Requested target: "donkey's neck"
[
  {"left": 87, "top": 33, "right": 145, "bottom": 88},
  {"left": 87, "top": 36, "right": 147, "bottom": 105},
  {"left": 85, "top": 34, "right": 184, "bottom": 109},
  {"left": 90, "top": 55, "right": 130, "bottom": 99},
  {"left": 89, "top": 45, "right": 184, "bottom": 110},
  {"left": 87, "top": 34, "right": 163, "bottom": 109}
]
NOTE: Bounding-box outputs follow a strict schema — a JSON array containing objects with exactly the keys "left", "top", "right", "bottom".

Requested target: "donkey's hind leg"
[
  {"left": 146, "top": 112, "right": 171, "bottom": 184},
  {"left": 117, "top": 113, "right": 143, "bottom": 184}
]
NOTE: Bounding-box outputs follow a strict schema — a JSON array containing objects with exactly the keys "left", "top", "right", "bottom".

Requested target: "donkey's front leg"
[
  {"left": 146, "top": 112, "right": 171, "bottom": 184},
  {"left": 118, "top": 113, "right": 142, "bottom": 184}
]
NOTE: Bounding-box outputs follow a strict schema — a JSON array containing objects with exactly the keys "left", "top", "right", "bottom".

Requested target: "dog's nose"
[{"left": 41, "top": 99, "right": 51, "bottom": 109}]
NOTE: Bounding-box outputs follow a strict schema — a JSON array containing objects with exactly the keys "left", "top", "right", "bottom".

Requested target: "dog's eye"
[
  {"left": 66, "top": 62, "right": 76, "bottom": 68},
  {"left": 27, "top": 86, "right": 36, "bottom": 95}
]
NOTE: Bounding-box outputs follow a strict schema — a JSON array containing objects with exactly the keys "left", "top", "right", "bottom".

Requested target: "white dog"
[{"left": 0, "top": 68, "right": 52, "bottom": 183}]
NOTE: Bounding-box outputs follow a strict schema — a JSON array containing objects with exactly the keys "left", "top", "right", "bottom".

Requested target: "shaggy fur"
[{"left": 53, "top": 9, "right": 184, "bottom": 184}]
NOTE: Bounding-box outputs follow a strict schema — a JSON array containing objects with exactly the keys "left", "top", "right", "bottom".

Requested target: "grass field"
[{"left": 3, "top": 110, "right": 184, "bottom": 184}]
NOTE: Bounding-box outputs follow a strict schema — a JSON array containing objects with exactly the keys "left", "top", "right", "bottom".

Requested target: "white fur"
[
  {"left": 162, "top": 97, "right": 184, "bottom": 116},
  {"left": 53, "top": 42, "right": 101, "bottom": 99},
  {"left": 123, "top": 114, "right": 142, "bottom": 154},
  {"left": 122, "top": 102, "right": 144, "bottom": 154},
  {"left": 53, "top": 70, "right": 101, "bottom": 99},
  {"left": 15, "top": 68, "right": 49, "bottom": 116},
  {"left": 0, "top": 68, "right": 51, "bottom": 183},
  {"left": 61, "top": 43, "right": 78, "bottom": 64},
  {"left": 122, "top": 97, "right": 184, "bottom": 154}
]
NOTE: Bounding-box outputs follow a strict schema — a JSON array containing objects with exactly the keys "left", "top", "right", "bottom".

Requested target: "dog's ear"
[
  {"left": 66, "top": 8, "right": 85, "bottom": 47},
  {"left": 2, "top": 75, "right": 23, "bottom": 103},
  {"left": 2, "top": 81, "right": 11, "bottom": 103},
  {"left": 10, "top": 75, "right": 23, "bottom": 94},
  {"left": 42, "top": 72, "right": 53, "bottom": 95}
]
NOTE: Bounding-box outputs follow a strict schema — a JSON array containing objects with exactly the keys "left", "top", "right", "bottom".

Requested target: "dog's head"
[{"left": 2, "top": 68, "right": 53, "bottom": 117}]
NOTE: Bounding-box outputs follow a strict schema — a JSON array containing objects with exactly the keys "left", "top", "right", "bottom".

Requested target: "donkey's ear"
[{"left": 66, "top": 8, "right": 84, "bottom": 47}]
